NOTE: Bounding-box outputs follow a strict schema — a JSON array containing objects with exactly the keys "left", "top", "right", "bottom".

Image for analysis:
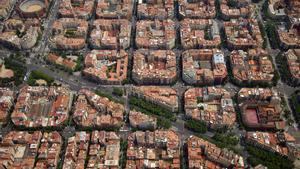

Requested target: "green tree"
[
  {"left": 265, "top": 21, "right": 280, "bottom": 49},
  {"left": 112, "top": 87, "right": 124, "bottom": 97},
  {"left": 246, "top": 145, "right": 294, "bottom": 169},
  {"left": 227, "top": 0, "right": 237, "bottom": 7},
  {"left": 157, "top": 117, "right": 171, "bottom": 129},
  {"left": 291, "top": 92, "right": 300, "bottom": 124},
  {"left": 184, "top": 119, "right": 207, "bottom": 133},
  {"left": 212, "top": 133, "right": 239, "bottom": 148},
  {"left": 129, "top": 96, "right": 175, "bottom": 121}
]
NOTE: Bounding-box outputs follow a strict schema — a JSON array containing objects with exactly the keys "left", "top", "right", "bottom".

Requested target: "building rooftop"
[
  {"left": 62, "top": 131, "right": 120, "bottom": 169},
  {"left": 278, "top": 24, "right": 300, "bottom": 48},
  {"left": 96, "top": 0, "right": 133, "bottom": 20},
  {"left": 62, "top": 131, "right": 90, "bottom": 169},
  {"left": 0, "top": 87, "right": 14, "bottom": 125},
  {"left": 11, "top": 85, "right": 73, "bottom": 128},
  {"left": 129, "top": 110, "right": 157, "bottom": 130},
  {"left": 137, "top": 0, "right": 174, "bottom": 19},
  {"left": 132, "top": 49, "right": 176, "bottom": 85},
  {"left": 178, "top": 0, "right": 216, "bottom": 19},
  {"left": 220, "top": 0, "right": 254, "bottom": 19},
  {"left": 126, "top": 130, "right": 180, "bottom": 169},
  {"left": 238, "top": 88, "right": 278, "bottom": 101},
  {"left": 238, "top": 88, "right": 285, "bottom": 130},
  {"left": 285, "top": 49, "right": 300, "bottom": 82},
  {"left": 63, "top": 131, "right": 120, "bottom": 169},
  {"left": 73, "top": 89, "right": 124, "bottom": 128},
  {"left": 187, "top": 135, "right": 244, "bottom": 168},
  {"left": 89, "top": 19, "right": 131, "bottom": 49},
  {"left": 0, "top": 18, "right": 40, "bottom": 50},
  {"left": 180, "top": 19, "right": 221, "bottom": 49},
  {"left": 131, "top": 86, "right": 178, "bottom": 113},
  {"left": 224, "top": 18, "right": 263, "bottom": 49},
  {"left": 182, "top": 49, "right": 227, "bottom": 85},
  {"left": 0, "top": 131, "right": 42, "bottom": 168},
  {"left": 51, "top": 18, "right": 88, "bottom": 50},
  {"left": 286, "top": 0, "right": 300, "bottom": 24},
  {"left": 47, "top": 53, "right": 77, "bottom": 71},
  {"left": 15, "top": 0, "right": 51, "bottom": 19},
  {"left": 35, "top": 131, "right": 63, "bottom": 168},
  {"left": 83, "top": 50, "right": 128, "bottom": 85},
  {"left": 59, "top": 0, "right": 94, "bottom": 20},
  {"left": 89, "top": 131, "right": 120, "bottom": 168},
  {"left": 246, "top": 131, "right": 299, "bottom": 159},
  {"left": 184, "top": 87, "right": 236, "bottom": 129},
  {"left": 230, "top": 48, "right": 275, "bottom": 84},
  {"left": 267, "top": 0, "right": 287, "bottom": 18},
  {"left": 135, "top": 19, "right": 176, "bottom": 49},
  {"left": 0, "top": 131, "right": 62, "bottom": 169}
]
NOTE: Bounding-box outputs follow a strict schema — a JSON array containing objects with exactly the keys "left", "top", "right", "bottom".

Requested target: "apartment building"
[
  {"left": 182, "top": 49, "right": 227, "bottom": 85},
  {"left": 132, "top": 49, "right": 176, "bottom": 85},
  {"left": 185, "top": 87, "right": 236, "bottom": 129}
]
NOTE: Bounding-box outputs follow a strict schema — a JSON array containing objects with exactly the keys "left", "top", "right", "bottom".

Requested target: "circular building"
[{"left": 17, "top": 0, "right": 48, "bottom": 18}]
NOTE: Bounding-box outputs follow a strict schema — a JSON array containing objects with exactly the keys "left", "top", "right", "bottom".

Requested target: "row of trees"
[
  {"left": 119, "top": 140, "right": 128, "bottom": 169},
  {"left": 184, "top": 119, "right": 207, "bottom": 134},
  {"left": 276, "top": 52, "right": 300, "bottom": 86},
  {"left": 262, "top": 0, "right": 272, "bottom": 19},
  {"left": 212, "top": 133, "right": 239, "bottom": 148},
  {"left": 246, "top": 145, "right": 294, "bottom": 169},
  {"left": 129, "top": 96, "right": 175, "bottom": 121},
  {"left": 265, "top": 21, "right": 281, "bottom": 49},
  {"left": 112, "top": 87, "right": 124, "bottom": 97},
  {"left": 290, "top": 91, "right": 300, "bottom": 125},
  {"left": 129, "top": 96, "right": 174, "bottom": 129}
]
